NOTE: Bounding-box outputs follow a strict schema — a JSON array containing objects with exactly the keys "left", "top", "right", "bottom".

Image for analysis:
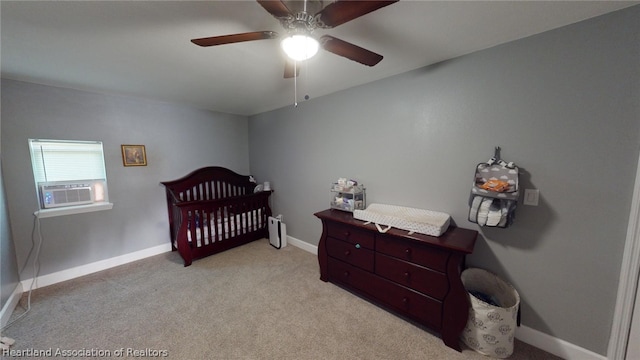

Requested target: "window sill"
[{"left": 34, "top": 202, "right": 114, "bottom": 218}]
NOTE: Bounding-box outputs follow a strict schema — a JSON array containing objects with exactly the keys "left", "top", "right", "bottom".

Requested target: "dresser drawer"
[
  {"left": 327, "top": 222, "right": 374, "bottom": 249},
  {"left": 327, "top": 237, "right": 374, "bottom": 272},
  {"left": 316, "top": 209, "right": 477, "bottom": 352},
  {"left": 372, "top": 277, "right": 442, "bottom": 330},
  {"left": 376, "top": 235, "right": 449, "bottom": 272},
  {"left": 328, "top": 257, "right": 378, "bottom": 296},
  {"left": 375, "top": 253, "right": 449, "bottom": 300}
]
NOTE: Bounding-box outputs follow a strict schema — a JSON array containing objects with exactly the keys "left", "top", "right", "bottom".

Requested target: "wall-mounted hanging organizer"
[{"left": 468, "top": 147, "right": 519, "bottom": 228}]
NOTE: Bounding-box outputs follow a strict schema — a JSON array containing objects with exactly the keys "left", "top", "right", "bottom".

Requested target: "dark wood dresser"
[{"left": 314, "top": 209, "right": 477, "bottom": 351}]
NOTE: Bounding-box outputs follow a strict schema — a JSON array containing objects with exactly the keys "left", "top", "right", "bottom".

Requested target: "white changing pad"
[{"left": 353, "top": 203, "right": 451, "bottom": 237}]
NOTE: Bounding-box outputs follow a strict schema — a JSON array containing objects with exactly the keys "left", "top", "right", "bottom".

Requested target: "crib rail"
[
  {"left": 176, "top": 179, "right": 251, "bottom": 202},
  {"left": 162, "top": 167, "right": 255, "bottom": 202},
  {"left": 172, "top": 191, "right": 272, "bottom": 266}
]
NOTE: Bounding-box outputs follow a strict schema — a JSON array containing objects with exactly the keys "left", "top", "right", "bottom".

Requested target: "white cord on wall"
[{"left": 1, "top": 214, "right": 43, "bottom": 332}]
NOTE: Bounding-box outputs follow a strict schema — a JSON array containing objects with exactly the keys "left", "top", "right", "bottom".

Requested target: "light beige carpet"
[{"left": 4, "top": 240, "right": 561, "bottom": 359}]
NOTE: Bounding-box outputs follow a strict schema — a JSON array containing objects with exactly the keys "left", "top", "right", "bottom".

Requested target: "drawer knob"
[
  {"left": 344, "top": 231, "right": 351, "bottom": 237},
  {"left": 343, "top": 271, "right": 350, "bottom": 277},
  {"left": 344, "top": 250, "right": 351, "bottom": 256},
  {"left": 405, "top": 248, "right": 412, "bottom": 255},
  {"left": 355, "top": 243, "right": 361, "bottom": 249},
  {"left": 402, "top": 297, "right": 409, "bottom": 304},
  {"left": 404, "top": 271, "right": 410, "bottom": 278}
]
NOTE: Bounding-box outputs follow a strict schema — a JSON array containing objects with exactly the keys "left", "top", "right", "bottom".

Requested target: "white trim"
[
  {"left": 33, "top": 202, "right": 114, "bottom": 219},
  {"left": 608, "top": 153, "right": 640, "bottom": 360},
  {"left": 287, "top": 235, "right": 317, "bottom": 255},
  {"left": 288, "top": 235, "right": 607, "bottom": 359},
  {"left": 0, "top": 283, "right": 23, "bottom": 329},
  {"left": 21, "top": 243, "right": 171, "bottom": 291},
  {"left": 8, "top": 232, "right": 611, "bottom": 359},
  {"left": 517, "top": 325, "right": 606, "bottom": 360}
]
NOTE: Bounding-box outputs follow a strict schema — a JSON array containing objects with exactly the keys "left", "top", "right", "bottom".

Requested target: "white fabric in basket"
[
  {"left": 353, "top": 203, "right": 451, "bottom": 237},
  {"left": 461, "top": 268, "right": 520, "bottom": 359}
]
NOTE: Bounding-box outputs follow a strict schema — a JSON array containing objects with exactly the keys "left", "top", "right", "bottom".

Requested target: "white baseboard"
[
  {"left": 516, "top": 325, "right": 606, "bottom": 360},
  {"left": 21, "top": 243, "right": 172, "bottom": 291},
  {"left": 19, "top": 237, "right": 310, "bottom": 293},
  {"left": 286, "top": 235, "right": 605, "bottom": 360},
  {"left": 287, "top": 235, "right": 317, "bottom": 255},
  {"left": 8, "top": 235, "right": 608, "bottom": 360},
  {"left": 0, "top": 282, "right": 23, "bottom": 329}
]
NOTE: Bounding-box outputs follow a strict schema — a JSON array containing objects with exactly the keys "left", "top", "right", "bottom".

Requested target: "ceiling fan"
[{"left": 191, "top": 0, "right": 398, "bottom": 78}]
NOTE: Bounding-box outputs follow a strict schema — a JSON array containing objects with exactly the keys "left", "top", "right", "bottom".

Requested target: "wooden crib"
[{"left": 161, "top": 167, "right": 272, "bottom": 266}]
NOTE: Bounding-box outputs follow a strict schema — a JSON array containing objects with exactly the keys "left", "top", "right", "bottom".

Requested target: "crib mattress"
[
  {"left": 186, "top": 209, "right": 263, "bottom": 247},
  {"left": 353, "top": 203, "right": 451, "bottom": 237}
]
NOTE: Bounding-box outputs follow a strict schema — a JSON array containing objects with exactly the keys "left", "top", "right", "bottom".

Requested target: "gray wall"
[
  {"left": 1, "top": 79, "right": 250, "bottom": 280},
  {"left": 1, "top": 159, "right": 20, "bottom": 312},
  {"left": 248, "top": 6, "right": 640, "bottom": 356}
]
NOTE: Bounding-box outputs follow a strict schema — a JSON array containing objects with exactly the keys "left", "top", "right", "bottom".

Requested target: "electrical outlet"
[{"left": 523, "top": 189, "right": 539, "bottom": 206}]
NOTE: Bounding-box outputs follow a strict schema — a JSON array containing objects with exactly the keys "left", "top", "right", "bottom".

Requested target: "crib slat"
[
  {"left": 236, "top": 201, "right": 243, "bottom": 235},
  {"left": 204, "top": 211, "right": 212, "bottom": 245},
  {"left": 215, "top": 207, "right": 222, "bottom": 243}
]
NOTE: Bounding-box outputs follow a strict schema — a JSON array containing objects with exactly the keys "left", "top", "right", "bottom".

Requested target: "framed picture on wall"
[{"left": 121, "top": 145, "right": 147, "bottom": 166}]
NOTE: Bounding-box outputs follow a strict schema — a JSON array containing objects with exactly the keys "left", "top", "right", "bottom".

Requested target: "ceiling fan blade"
[
  {"left": 256, "top": 0, "right": 292, "bottom": 18},
  {"left": 318, "top": 0, "right": 398, "bottom": 28},
  {"left": 191, "top": 31, "right": 278, "bottom": 47},
  {"left": 283, "top": 59, "right": 300, "bottom": 78},
  {"left": 320, "top": 35, "right": 383, "bottom": 67}
]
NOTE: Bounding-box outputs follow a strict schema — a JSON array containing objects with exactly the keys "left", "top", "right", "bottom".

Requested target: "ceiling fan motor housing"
[{"left": 280, "top": 11, "right": 327, "bottom": 34}]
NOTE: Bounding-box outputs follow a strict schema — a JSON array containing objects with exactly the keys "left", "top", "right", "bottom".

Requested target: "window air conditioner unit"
[{"left": 39, "top": 182, "right": 94, "bottom": 208}]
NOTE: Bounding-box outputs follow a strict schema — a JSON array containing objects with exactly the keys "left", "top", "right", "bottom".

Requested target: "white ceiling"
[{"left": 2, "top": 1, "right": 638, "bottom": 116}]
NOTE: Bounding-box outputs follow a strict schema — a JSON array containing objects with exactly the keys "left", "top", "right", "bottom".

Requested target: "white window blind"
[
  {"left": 29, "top": 139, "right": 112, "bottom": 216},
  {"left": 29, "top": 139, "right": 106, "bottom": 183}
]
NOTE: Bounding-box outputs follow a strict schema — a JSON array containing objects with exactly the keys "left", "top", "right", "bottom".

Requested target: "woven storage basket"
[{"left": 461, "top": 268, "right": 520, "bottom": 358}]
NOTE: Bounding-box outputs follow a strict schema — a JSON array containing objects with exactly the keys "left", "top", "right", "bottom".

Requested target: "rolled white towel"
[
  {"left": 469, "top": 196, "right": 483, "bottom": 223},
  {"left": 477, "top": 198, "right": 493, "bottom": 226},
  {"left": 486, "top": 200, "right": 502, "bottom": 226}
]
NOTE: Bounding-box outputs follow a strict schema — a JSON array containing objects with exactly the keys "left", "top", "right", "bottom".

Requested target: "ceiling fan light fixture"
[{"left": 281, "top": 35, "right": 319, "bottom": 61}]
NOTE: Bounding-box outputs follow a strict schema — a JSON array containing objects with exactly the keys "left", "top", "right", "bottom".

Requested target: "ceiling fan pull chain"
[{"left": 294, "top": 60, "right": 298, "bottom": 107}]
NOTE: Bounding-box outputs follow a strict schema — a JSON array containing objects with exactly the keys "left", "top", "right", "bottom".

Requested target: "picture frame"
[{"left": 121, "top": 145, "right": 147, "bottom": 166}]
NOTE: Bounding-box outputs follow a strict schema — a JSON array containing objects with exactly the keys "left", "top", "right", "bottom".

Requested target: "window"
[{"left": 29, "top": 139, "right": 112, "bottom": 217}]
